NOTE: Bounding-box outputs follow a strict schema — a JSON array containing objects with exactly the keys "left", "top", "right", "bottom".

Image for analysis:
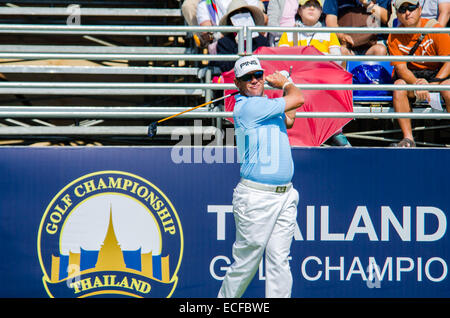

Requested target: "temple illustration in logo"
[{"left": 50, "top": 209, "right": 170, "bottom": 283}]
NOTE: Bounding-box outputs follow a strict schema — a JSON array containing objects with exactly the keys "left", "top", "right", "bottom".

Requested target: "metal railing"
[
  {"left": 0, "top": 82, "right": 448, "bottom": 95},
  {"left": 0, "top": 25, "right": 448, "bottom": 60},
  {"left": 0, "top": 7, "right": 182, "bottom": 17},
  {"left": 0, "top": 106, "right": 448, "bottom": 120}
]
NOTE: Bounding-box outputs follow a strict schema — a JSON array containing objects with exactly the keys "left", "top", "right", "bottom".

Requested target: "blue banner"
[{"left": 0, "top": 147, "right": 449, "bottom": 298}]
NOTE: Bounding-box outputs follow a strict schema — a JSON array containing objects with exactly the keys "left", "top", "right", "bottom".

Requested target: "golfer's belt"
[{"left": 240, "top": 178, "right": 292, "bottom": 194}]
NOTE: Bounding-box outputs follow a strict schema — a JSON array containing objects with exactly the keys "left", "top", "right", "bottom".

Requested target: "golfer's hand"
[
  {"left": 414, "top": 78, "right": 431, "bottom": 102},
  {"left": 266, "top": 71, "right": 290, "bottom": 89}
]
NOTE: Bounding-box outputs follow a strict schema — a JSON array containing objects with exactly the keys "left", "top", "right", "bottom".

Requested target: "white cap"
[
  {"left": 234, "top": 56, "right": 264, "bottom": 78},
  {"left": 394, "top": 0, "right": 419, "bottom": 9}
]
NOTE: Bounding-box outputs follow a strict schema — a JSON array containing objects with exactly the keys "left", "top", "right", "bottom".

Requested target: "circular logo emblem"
[{"left": 37, "top": 171, "right": 183, "bottom": 298}]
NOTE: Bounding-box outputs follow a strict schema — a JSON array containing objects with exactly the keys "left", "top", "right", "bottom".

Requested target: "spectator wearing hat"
[
  {"left": 388, "top": 0, "right": 450, "bottom": 147},
  {"left": 278, "top": 0, "right": 341, "bottom": 58},
  {"left": 189, "top": 0, "right": 267, "bottom": 51},
  {"left": 211, "top": 0, "right": 270, "bottom": 72},
  {"left": 390, "top": 0, "right": 450, "bottom": 27}
]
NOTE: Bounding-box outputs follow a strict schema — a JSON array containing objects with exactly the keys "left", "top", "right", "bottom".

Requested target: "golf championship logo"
[{"left": 37, "top": 171, "right": 183, "bottom": 298}]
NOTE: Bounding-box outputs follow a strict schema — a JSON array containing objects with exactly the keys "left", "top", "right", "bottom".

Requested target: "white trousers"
[{"left": 218, "top": 181, "right": 299, "bottom": 298}]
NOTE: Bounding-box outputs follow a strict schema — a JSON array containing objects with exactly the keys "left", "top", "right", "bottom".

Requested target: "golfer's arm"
[{"left": 283, "top": 83, "right": 304, "bottom": 112}]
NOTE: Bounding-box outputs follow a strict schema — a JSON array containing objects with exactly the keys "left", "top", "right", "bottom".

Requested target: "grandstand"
[
  {"left": 0, "top": 0, "right": 448, "bottom": 147},
  {"left": 0, "top": 0, "right": 204, "bottom": 146}
]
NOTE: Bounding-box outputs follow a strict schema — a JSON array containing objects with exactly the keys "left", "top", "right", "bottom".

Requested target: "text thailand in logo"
[{"left": 37, "top": 171, "right": 183, "bottom": 298}]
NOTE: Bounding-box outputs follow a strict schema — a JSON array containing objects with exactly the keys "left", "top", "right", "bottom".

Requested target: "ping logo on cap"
[
  {"left": 239, "top": 60, "right": 259, "bottom": 68},
  {"left": 234, "top": 56, "right": 263, "bottom": 78}
]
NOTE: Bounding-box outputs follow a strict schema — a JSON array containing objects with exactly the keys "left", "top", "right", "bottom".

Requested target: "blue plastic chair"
[{"left": 347, "top": 61, "right": 394, "bottom": 103}]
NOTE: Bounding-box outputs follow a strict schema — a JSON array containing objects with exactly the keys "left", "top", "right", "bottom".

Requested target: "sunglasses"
[
  {"left": 397, "top": 3, "right": 419, "bottom": 14},
  {"left": 300, "top": 1, "right": 322, "bottom": 9},
  {"left": 238, "top": 71, "right": 264, "bottom": 82}
]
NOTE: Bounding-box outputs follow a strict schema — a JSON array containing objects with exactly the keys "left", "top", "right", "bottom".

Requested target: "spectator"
[
  {"left": 419, "top": 0, "right": 450, "bottom": 26},
  {"left": 267, "top": 0, "right": 302, "bottom": 45},
  {"left": 390, "top": 0, "right": 450, "bottom": 27},
  {"left": 182, "top": 0, "right": 201, "bottom": 26},
  {"left": 323, "top": 0, "right": 392, "bottom": 56},
  {"left": 192, "top": 0, "right": 267, "bottom": 52},
  {"left": 388, "top": 0, "right": 450, "bottom": 147},
  {"left": 278, "top": 0, "right": 352, "bottom": 147},
  {"left": 278, "top": 0, "right": 341, "bottom": 59},
  {"left": 212, "top": 0, "right": 269, "bottom": 72}
]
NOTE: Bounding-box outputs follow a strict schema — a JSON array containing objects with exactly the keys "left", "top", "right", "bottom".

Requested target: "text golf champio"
[{"left": 208, "top": 204, "right": 448, "bottom": 284}]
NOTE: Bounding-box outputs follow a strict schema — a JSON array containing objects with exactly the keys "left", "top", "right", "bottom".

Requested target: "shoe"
[
  {"left": 390, "top": 137, "right": 416, "bottom": 147},
  {"left": 329, "top": 133, "right": 351, "bottom": 147}
]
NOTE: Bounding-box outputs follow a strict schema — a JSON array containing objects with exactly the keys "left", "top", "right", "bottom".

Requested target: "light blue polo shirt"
[{"left": 233, "top": 94, "right": 294, "bottom": 185}]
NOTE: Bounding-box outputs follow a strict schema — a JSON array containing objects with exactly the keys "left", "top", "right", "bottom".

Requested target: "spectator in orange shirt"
[{"left": 387, "top": 0, "right": 450, "bottom": 147}]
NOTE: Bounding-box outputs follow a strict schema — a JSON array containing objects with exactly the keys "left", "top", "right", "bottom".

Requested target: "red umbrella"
[{"left": 221, "top": 45, "right": 354, "bottom": 146}]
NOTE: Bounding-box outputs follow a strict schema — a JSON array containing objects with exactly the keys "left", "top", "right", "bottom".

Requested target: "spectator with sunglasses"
[
  {"left": 391, "top": 0, "right": 450, "bottom": 27},
  {"left": 388, "top": 0, "right": 450, "bottom": 147},
  {"left": 218, "top": 55, "right": 304, "bottom": 298},
  {"left": 182, "top": 0, "right": 267, "bottom": 52},
  {"left": 278, "top": 0, "right": 341, "bottom": 58}
]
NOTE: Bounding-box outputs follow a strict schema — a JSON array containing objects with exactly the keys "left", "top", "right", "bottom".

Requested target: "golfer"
[{"left": 218, "top": 56, "right": 304, "bottom": 298}]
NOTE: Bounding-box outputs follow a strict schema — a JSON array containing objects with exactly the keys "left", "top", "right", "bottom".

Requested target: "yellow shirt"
[{"left": 278, "top": 31, "right": 341, "bottom": 54}]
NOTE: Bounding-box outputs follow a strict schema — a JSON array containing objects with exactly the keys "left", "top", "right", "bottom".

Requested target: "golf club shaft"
[{"left": 157, "top": 91, "right": 238, "bottom": 124}]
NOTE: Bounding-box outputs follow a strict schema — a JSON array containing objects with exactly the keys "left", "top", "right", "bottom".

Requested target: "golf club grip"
[{"left": 157, "top": 91, "right": 238, "bottom": 124}]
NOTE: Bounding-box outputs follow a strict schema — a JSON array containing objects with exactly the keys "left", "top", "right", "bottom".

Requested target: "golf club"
[{"left": 147, "top": 91, "right": 238, "bottom": 137}]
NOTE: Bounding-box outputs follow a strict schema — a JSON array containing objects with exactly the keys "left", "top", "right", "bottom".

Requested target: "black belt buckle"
[{"left": 275, "top": 186, "right": 287, "bottom": 193}]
